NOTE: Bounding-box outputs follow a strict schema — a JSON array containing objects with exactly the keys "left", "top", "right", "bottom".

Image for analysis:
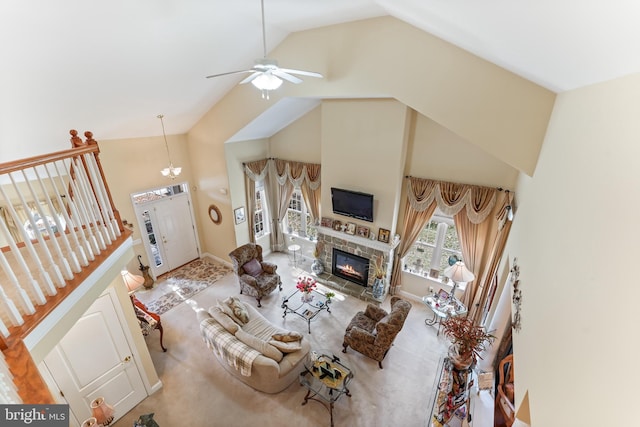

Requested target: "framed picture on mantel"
[{"left": 378, "top": 228, "right": 390, "bottom": 243}]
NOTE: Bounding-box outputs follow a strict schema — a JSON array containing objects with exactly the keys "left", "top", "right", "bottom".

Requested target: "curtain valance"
[
  {"left": 406, "top": 177, "right": 498, "bottom": 224},
  {"left": 244, "top": 158, "right": 321, "bottom": 190}
]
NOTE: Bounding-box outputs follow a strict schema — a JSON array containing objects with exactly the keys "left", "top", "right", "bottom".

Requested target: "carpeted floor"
[{"left": 113, "top": 253, "right": 449, "bottom": 427}]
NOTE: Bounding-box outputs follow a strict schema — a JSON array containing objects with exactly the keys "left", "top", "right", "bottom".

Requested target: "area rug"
[{"left": 138, "top": 258, "right": 232, "bottom": 315}]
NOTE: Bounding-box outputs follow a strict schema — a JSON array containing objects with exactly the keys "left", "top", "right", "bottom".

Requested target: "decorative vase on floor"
[
  {"left": 311, "top": 258, "right": 324, "bottom": 275},
  {"left": 372, "top": 278, "right": 385, "bottom": 300}
]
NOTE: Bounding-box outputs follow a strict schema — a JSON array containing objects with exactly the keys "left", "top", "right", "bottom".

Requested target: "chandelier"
[{"left": 158, "top": 114, "right": 182, "bottom": 179}]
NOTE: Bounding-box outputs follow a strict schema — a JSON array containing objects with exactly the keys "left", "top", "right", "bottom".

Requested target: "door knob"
[{"left": 123, "top": 356, "right": 131, "bottom": 363}]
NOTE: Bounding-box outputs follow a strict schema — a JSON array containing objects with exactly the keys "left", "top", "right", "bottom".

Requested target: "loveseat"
[{"left": 198, "top": 296, "right": 310, "bottom": 394}]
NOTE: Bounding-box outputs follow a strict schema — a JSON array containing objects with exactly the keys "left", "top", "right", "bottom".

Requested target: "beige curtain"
[
  {"left": 391, "top": 176, "right": 509, "bottom": 317},
  {"left": 243, "top": 159, "right": 269, "bottom": 245},
  {"left": 390, "top": 178, "right": 438, "bottom": 294},
  {"left": 300, "top": 163, "right": 321, "bottom": 224},
  {"left": 269, "top": 159, "right": 295, "bottom": 251},
  {"left": 468, "top": 191, "right": 514, "bottom": 324},
  {"left": 0, "top": 206, "right": 21, "bottom": 242}
]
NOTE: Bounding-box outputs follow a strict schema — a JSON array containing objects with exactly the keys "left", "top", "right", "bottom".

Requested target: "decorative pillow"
[
  {"left": 236, "top": 329, "right": 283, "bottom": 362},
  {"left": 216, "top": 299, "right": 244, "bottom": 325},
  {"left": 208, "top": 306, "right": 239, "bottom": 334},
  {"left": 268, "top": 339, "right": 303, "bottom": 353},
  {"left": 272, "top": 331, "right": 303, "bottom": 342},
  {"left": 242, "top": 258, "right": 264, "bottom": 277},
  {"left": 224, "top": 296, "right": 250, "bottom": 324}
]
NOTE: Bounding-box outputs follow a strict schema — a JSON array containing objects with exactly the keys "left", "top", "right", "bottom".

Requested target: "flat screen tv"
[{"left": 331, "top": 187, "right": 374, "bottom": 222}]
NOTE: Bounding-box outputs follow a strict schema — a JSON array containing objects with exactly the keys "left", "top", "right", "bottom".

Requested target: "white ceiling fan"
[{"left": 205, "top": 0, "right": 323, "bottom": 99}]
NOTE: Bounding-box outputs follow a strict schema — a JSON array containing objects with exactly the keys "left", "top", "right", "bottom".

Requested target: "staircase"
[{"left": 0, "top": 130, "right": 130, "bottom": 404}]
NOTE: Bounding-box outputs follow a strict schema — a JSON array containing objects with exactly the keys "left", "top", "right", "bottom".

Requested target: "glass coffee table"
[
  {"left": 299, "top": 351, "right": 354, "bottom": 427},
  {"left": 422, "top": 294, "right": 467, "bottom": 336},
  {"left": 281, "top": 288, "right": 331, "bottom": 333}
]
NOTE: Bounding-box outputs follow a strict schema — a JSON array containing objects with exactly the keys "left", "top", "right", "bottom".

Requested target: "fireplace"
[{"left": 332, "top": 248, "right": 370, "bottom": 287}]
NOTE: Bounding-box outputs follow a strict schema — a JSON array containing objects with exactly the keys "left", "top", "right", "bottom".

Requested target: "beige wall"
[
  {"left": 269, "top": 106, "right": 322, "bottom": 162},
  {"left": 506, "top": 72, "right": 640, "bottom": 425},
  {"left": 99, "top": 133, "right": 193, "bottom": 269}
]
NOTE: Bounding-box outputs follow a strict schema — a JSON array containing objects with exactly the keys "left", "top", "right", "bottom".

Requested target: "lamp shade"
[
  {"left": 121, "top": 270, "right": 145, "bottom": 292},
  {"left": 90, "top": 397, "right": 114, "bottom": 426},
  {"left": 444, "top": 261, "right": 475, "bottom": 283},
  {"left": 81, "top": 417, "right": 98, "bottom": 427}
]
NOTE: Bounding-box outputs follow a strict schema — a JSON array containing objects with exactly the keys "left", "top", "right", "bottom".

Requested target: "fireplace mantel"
[{"left": 317, "top": 226, "right": 400, "bottom": 253}]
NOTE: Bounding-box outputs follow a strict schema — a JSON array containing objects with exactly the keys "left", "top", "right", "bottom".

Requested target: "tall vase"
[
  {"left": 372, "top": 278, "right": 385, "bottom": 300},
  {"left": 311, "top": 258, "right": 324, "bottom": 275},
  {"left": 448, "top": 345, "right": 473, "bottom": 371}
]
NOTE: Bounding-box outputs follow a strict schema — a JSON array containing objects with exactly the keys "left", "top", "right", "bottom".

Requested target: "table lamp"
[
  {"left": 443, "top": 261, "right": 475, "bottom": 301},
  {"left": 121, "top": 270, "right": 145, "bottom": 294}
]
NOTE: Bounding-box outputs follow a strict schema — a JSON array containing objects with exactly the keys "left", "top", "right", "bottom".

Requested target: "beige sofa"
[{"left": 197, "top": 297, "right": 310, "bottom": 394}]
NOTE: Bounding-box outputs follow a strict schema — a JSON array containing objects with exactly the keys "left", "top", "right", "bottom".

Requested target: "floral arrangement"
[
  {"left": 313, "top": 241, "right": 324, "bottom": 259},
  {"left": 373, "top": 255, "right": 385, "bottom": 279},
  {"left": 296, "top": 275, "right": 317, "bottom": 293}
]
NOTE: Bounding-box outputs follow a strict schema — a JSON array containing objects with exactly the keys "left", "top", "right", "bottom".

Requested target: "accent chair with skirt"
[
  {"left": 342, "top": 296, "right": 412, "bottom": 368},
  {"left": 228, "top": 243, "right": 282, "bottom": 307}
]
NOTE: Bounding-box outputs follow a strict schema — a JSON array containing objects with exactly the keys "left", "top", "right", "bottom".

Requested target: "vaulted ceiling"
[{"left": 2, "top": 0, "right": 640, "bottom": 161}]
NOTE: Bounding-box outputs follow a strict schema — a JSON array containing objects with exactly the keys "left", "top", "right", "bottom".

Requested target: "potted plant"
[
  {"left": 441, "top": 316, "right": 495, "bottom": 370},
  {"left": 325, "top": 291, "right": 335, "bottom": 304}
]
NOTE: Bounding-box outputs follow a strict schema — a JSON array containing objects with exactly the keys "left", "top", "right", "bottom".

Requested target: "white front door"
[
  {"left": 136, "top": 192, "right": 200, "bottom": 277},
  {"left": 155, "top": 195, "right": 199, "bottom": 270},
  {"left": 43, "top": 290, "right": 147, "bottom": 424}
]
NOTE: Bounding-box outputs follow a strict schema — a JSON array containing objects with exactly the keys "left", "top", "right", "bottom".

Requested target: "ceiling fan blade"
[
  {"left": 205, "top": 69, "right": 254, "bottom": 79},
  {"left": 239, "top": 71, "right": 263, "bottom": 85},
  {"left": 279, "top": 68, "right": 323, "bottom": 79},
  {"left": 272, "top": 69, "right": 303, "bottom": 84}
]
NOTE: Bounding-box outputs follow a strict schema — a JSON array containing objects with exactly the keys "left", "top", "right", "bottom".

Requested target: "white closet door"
[{"left": 43, "top": 291, "right": 147, "bottom": 424}]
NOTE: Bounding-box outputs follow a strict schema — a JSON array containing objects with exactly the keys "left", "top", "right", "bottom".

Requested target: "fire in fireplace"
[{"left": 332, "top": 248, "right": 370, "bottom": 287}]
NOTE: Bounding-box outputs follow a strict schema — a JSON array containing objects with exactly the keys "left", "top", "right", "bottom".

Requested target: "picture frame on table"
[
  {"left": 345, "top": 222, "right": 356, "bottom": 235},
  {"left": 356, "top": 225, "right": 370, "bottom": 238},
  {"left": 437, "top": 288, "right": 449, "bottom": 301},
  {"left": 234, "top": 206, "right": 246, "bottom": 224},
  {"left": 321, "top": 217, "right": 334, "bottom": 228},
  {"left": 377, "top": 228, "right": 390, "bottom": 243}
]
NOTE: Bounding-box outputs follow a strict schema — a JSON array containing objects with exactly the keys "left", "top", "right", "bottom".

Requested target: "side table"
[
  {"left": 288, "top": 244, "right": 301, "bottom": 267},
  {"left": 422, "top": 294, "right": 467, "bottom": 335},
  {"left": 299, "top": 351, "right": 354, "bottom": 427}
]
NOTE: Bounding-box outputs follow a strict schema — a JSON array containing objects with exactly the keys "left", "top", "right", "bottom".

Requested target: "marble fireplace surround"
[{"left": 314, "top": 226, "right": 399, "bottom": 302}]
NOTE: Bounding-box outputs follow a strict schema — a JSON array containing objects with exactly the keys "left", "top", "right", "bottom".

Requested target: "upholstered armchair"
[
  {"left": 342, "top": 296, "right": 412, "bottom": 368},
  {"left": 228, "top": 243, "right": 282, "bottom": 307}
]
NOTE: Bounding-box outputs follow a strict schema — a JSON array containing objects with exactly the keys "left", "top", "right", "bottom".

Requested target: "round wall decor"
[{"left": 208, "top": 204, "right": 222, "bottom": 224}]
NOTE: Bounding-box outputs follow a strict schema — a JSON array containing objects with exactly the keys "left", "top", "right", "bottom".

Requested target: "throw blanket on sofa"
[{"left": 200, "top": 319, "right": 260, "bottom": 376}]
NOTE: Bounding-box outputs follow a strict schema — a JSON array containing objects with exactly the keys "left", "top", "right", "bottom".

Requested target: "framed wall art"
[
  {"left": 234, "top": 206, "right": 246, "bottom": 224},
  {"left": 378, "top": 228, "right": 390, "bottom": 243},
  {"left": 345, "top": 222, "right": 356, "bottom": 235},
  {"left": 321, "top": 217, "right": 334, "bottom": 228},
  {"left": 356, "top": 225, "right": 370, "bottom": 238}
]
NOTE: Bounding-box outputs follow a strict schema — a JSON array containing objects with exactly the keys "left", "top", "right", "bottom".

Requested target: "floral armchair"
[
  {"left": 342, "top": 296, "right": 412, "bottom": 368},
  {"left": 228, "top": 243, "right": 282, "bottom": 307}
]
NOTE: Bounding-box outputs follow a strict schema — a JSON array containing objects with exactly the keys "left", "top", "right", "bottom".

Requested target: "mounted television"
[{"left": 331, "top": 187, "right": 374, "bottom": 222}]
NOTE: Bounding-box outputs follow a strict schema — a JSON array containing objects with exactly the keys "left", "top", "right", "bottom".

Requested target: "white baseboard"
[
  {"left": 201, "top": 252, "right": 232, "bottom": 268},
  {"left": 398, "top": 289, "right": 423, "bottom": 304}
]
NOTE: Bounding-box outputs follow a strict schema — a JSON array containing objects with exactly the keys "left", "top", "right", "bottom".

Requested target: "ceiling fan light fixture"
[{"left": 251, "top": 73, "right": 283, "bottom": 90}]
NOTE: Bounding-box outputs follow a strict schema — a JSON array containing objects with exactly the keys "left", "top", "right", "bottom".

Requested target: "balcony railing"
[{"left": 0, "top": 130, "right": 129, "bottom": 404}]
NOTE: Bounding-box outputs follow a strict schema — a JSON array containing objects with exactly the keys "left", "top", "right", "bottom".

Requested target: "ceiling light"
[
  {"left": 158, "top": 114, "right": 182, "bottom": 179},
  {"left": 251, "top": 73, "right": 283, "bottom": 99}
]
